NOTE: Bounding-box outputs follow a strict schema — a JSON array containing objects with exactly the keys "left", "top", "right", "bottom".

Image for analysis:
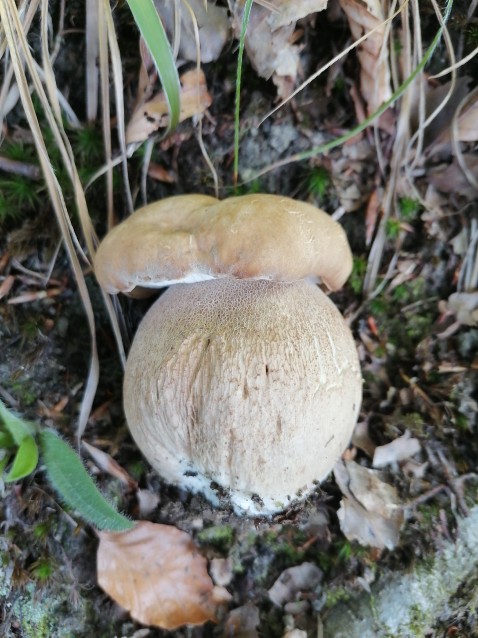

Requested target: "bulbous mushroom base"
[{"left": 124, "top": 279, "right": 362, "bottom": 516}]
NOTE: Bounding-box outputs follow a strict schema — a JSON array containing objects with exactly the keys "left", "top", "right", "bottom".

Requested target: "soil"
[{"left": 1, "top": 1, "right": 478, "bottom": 637}]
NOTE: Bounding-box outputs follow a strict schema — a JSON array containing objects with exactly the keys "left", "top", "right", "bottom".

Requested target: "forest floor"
[{"left": 1, "top": 1, "right": 478, "bottom": 637}]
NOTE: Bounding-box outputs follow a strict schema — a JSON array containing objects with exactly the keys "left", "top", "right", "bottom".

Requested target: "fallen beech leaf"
[
  {"left": 429, "top": 157, "right": 478, "bottom": 200},
  {"left": 210, "top": 557, "right": 234, "bottom": 587},
  {"left": 97, "top": 521, "right": 231, "bottom": 629},
  {"left": 126, "top": 69, "right": 212, "bottom": 143},
  {"left": 154, "top": 0, "right": 229, "bottom": 64},
  {"left": 339, "top": 0, "right": 392, "bottom": 115},
  {"left": 224, "top": 602, "right": 260, "bottom": 637},
  {"left": 454, "top": 92, "right": 478, "bottom": 142},
  {"left": 334, "top": 460, "right": 404, "bottom": 550},
  {"left": 230, "top": 0, "right": 327, "bottom": 98},
  {"left": 268, "top": 562, "right": 323, "bottom": 607},
  {"left": 447, "top": 292, "right": 478, "bottom": 326},
  {"left": 373, "top": 431, "right": 421, "bottom": 468},
  {"left": 351, "top": 420, "right": 376, "bottom": 458}
]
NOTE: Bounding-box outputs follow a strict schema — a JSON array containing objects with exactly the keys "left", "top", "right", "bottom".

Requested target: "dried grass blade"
[
  {"left": 86, "top": 0, "right": 99, "bottom": 122},
  {"left": 98, "top": 2, "right": 114, "bottom": 230},
  {"left": 1, "top": 0, "right": 100, "bottom": 441},
  {"left": 103, "top": 0, "right": 133, "bottom": 214}
]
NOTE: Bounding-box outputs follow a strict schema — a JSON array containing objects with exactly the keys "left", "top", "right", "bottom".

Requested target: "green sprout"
[
  {"left": 398, "top": 197, "right": 421, "bottom": 221},
  {"left": 308, "top": 166, "right": 331, "bottom": 202}
]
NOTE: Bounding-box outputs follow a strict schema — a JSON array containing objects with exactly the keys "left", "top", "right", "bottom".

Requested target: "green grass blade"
[
  {"left": 39, "top": 430, "right": 135, "bottom": 532},
  {"left": 126, "top": 0, "right": 180, "bottom": 133},
  {"left": 233, "top": 0, "right": 254, "bottom": 186},
  {"left": 0, "top": 399, "right": 36, "bottom": 445},
  {"left": 5, "top": 435, "right": 39, "bottom": 482},
  {"left": 0, "top": 431, "right": 15, "bottom": 448}
]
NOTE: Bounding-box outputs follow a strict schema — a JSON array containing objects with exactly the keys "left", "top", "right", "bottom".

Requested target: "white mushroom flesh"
[{"left": 124, "top": 278, "right": 362, "bottom": 516}]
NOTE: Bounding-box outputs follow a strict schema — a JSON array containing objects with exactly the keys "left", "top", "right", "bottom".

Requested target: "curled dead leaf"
[
  {"left": 334, "top": 460, "right": 404, "bottom": 550},
  {"left": 97, "top": 521, "right": 231, "bottom": 630},
  {"left": 447, "top": 292, "right": 478, "bottom": 327},
  {"left": 372, "top": 431, "right": 421, "bottom": 468},
  {"left": 224, "top": 602, "right": 260, "bottom": 637},
  {"left": 154, "top": 0, "right": 229, "bottom": 64},
  {"left": 268, "top": 562, "right": 323, "bottom": 607},
  {"left": 339, "top": 0, "right": 392, "bottom": 116},
  {"left": 126, "top": 69, "right": 212, "bottom": 143},
  {"left": 230, "top": 0, "right": 327, "bottom": 99}
]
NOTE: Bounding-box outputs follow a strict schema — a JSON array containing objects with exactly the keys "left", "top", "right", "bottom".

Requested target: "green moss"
[
  {"left": 401, "top": 412, "right": 426, "bottom": 437},
  {"left": 308, "top": 166, "right": 331, "bottom": 202},
  {"left": 324, "top": 585, "right": 351, "bottom": 608},
  {"left": 398, "top": 197, "right": 421, "bottom": 221},
  {"left": 9, "top": 381, "right": 37, "bottom": 407},
  {"left": 386, "top": 218, "right": 402, "bottom": 239},
  {"left": 366, "top": 277, "right": 435, "bottom": 353},
  {"left": 30, "top": 556, "right": 56, "bottom": 582},
  {"left": 10, "top": 582, "right": 76, "bottom": 638},
  {"left": 349, "top": 256, "right": 367, "bottom": 295},
  {"left": 197, "top": 524, "right": 235, "bottom": 553}
]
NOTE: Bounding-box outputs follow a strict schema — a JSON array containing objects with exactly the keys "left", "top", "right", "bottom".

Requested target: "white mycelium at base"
[{"left": 124, "top": 278, "right": 362, "bottom": 516}]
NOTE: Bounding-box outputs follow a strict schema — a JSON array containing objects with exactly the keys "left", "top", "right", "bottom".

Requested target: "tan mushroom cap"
[{"left": 94, "top": 193, "right": 353, "bottom": 295}]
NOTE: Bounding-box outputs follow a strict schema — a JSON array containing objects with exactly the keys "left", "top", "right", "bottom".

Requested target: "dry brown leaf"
[
  {"left": 428, "top": 157, "right": 478, "bottom": 200},
  {"left": 147, "top": 162, "right": 177, "bottom": 183},
  {"left": 136, "top": 489, "right": 160, "bottom": 518},
  {"left": 97, "top": 521, "right": 231, "bottom": 630},
  {"left": 447, "top": 292, "right": 478, "bottom": 326},
  {"left": 0, "top": 274, "right": 15, "bottom": 300},
  {"left": 455, "top": 93, "right": 478, "bottom": 142},
  {"left": 372, "top": 431, "right": 421, "bottom": 468},
  {"left": 224, "top": 602, "right": 260, "bottom": 637},
  {"left": 338, "top": 0, "right": 392, "bottom": 115},
  {"left": 82, "top": 440, "right": 138, "bottom": 489},
  {"left": 351, "top": 420, "right": 376, "bottom": 457},
  {"left": 268, "top": 562, "right": 323, "bottom": 607},
  {"left": 230, "top": 0, "right": 327, "bottom": 99},
  {"left": 210, "top": 557, "right": 234, "bottom": 587},
  {"left": 260, "top": 0, "right": 328, "bottom": 29},
  {"left": 334, "top": 460, "right": 404, "bottom": 550},
  {"left": 154, "top": 0, "right": 229, "bottom": 64},
  {"left": 421, "top": 78, "right": 471, "bottom": 153},
  {"left": 126, "top": 69, "right": 212, "bottom": 143}
]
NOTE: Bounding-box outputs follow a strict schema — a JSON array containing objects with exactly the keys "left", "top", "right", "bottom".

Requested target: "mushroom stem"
[{"left": 124, "top": 278, "right": 362, "bottom": 516}]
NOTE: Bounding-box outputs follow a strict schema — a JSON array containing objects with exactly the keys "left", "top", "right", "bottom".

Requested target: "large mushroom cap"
[{"left": 94, "top": 194, "right": 353, "bottom": 294}]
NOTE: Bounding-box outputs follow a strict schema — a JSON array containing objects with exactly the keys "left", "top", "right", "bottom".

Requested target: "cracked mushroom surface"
[{"left": 95, "top": 194, "right": 362, "bottom": 516}]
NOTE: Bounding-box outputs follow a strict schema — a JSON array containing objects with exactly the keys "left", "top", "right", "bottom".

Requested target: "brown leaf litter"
[
  {"left": 97, "top": 520, "right": 231, "bottom": 630},
  {"left": 334, "top": 460, "right": 405, "bottom": 550}
]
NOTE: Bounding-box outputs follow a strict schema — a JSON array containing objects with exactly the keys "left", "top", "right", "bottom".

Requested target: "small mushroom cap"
[{"left": 94, "top": 193, "right": 353, "bottom": 294}]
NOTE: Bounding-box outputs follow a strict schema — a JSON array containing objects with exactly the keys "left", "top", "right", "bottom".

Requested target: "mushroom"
[{"left": 94, "top": 194, "right": 362, "bottom": 516}]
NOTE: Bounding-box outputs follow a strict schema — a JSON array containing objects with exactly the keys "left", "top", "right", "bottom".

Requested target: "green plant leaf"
[
  {"left": 126, "top": 0, "right": 180, "bottom": 133},
  {"left": 0, "top": 399, "right": 36, "bottom": 445},
  {"left": 5, "top": 434, "right": 39, "bottom": 482},
  {"left": 0, "top": 430, "right": 15, "bottom": 448},
  {"left": 39, "top": 430, "right": 134, "bottom": 532}
]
